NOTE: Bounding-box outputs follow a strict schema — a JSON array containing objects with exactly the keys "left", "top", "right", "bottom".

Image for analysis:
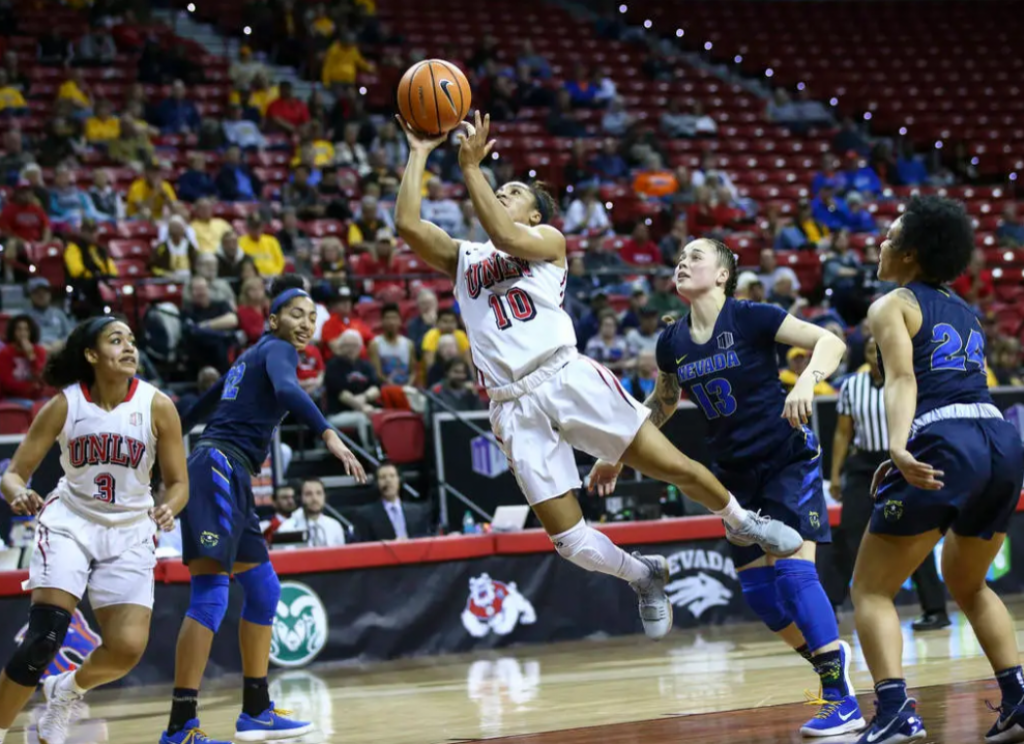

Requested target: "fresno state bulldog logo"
[{"left": 461, "top": 574, "right": 537, "bottom": 638}]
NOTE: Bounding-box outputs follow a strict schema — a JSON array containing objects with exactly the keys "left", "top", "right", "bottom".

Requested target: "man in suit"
[{"left": 356, "top": 463, "right": 433, "bottom": 541}]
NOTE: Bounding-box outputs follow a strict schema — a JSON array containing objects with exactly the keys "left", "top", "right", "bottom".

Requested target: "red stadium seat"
[
  {"left": 0, "top": 404, "right": 31, "bottom": 434},
  {"left": 371, "top": 411, "right": 426, "bottom": 465},
  {"left": 107, "top": 239, "right": 153, "bottom": 261}
]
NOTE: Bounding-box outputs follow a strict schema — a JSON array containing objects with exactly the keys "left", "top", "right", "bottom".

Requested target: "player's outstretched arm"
[
  {"left": 459, "top": 111, "right": 566, "bottom": 264},
  {"left": 774, "top": 314, "right": 847, "bottom": 427},
  {"left": 0, "top": 393, "right": 67, "bottom": 515},
  {"left": 151, "top": 391, "right": 189, "bottom": 530},
  {"left": 868, "top": 290, "right": 942, "bottom": 490},
  {"left": 180, "top": 374, "right": 226, "bottom": 435},
  {"left": 394, "top": 116, "right": 459, "bottom": 277}
]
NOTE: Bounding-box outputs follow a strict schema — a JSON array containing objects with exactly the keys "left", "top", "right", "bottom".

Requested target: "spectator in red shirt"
[
  {"left": 0, "top": 314, "right": 47, "bottom": 405},
  {"left": 265, "top": 81, "right": 310, "bottom": 134},
  {"left": 236, "top": 276, "right": 269, "bottom": 345},
  {"left": 297, "top": 343, "right": 325, "bottom": 396},
  {"left": 320, "top": 285, "right": 374, "bottom": 360},
  {"left": 950, "top": 248, "right": 994, "bottom": 306},
  {"left": 620, "top": 222, "right": 661, "bottom": 267},
  {"left": 687, "top": 186, "right": 734, "bottom": 237},
  {"left": 354, "top": 228, "right": 403, "bottom": 295},
  {"left": 0, "top": 183, "right": 52, "bottom": 242}
]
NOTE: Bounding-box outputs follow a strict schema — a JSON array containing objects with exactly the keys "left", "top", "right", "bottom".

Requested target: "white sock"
[
  {"left": 0, "top": 726, "right": 7, "bottom": 743},
  {"left": 712, "top": 494, "right": 750, "bottom": 529},
  {"left": 550, "top": 519, "right": 648, "bottom": 583},
  {"left": 61, "top": 671, "right": 87, "bottom": 696}
]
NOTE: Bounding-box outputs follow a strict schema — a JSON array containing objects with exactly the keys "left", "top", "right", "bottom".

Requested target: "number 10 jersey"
[
  {"left": 54, "top": 378, "right": 158, "bottom": 526},
  {"left": 454, "top": 240, "right": 578, "bottom": 389}
]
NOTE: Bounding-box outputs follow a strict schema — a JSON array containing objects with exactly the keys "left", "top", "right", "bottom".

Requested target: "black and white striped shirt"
[{"left": 837, "top": 371, "right": 888, "bottom": 453}]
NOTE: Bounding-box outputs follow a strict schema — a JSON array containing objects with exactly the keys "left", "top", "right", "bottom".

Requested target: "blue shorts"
[
  {"left": 180, "top": 446, "right": 269, "bottom": 572},
  {"left": 872, "top": 418, "right": 1024, "bottom": 539},
  {"left": 715, "top": 428, "right": 831, "bottom": 567}
]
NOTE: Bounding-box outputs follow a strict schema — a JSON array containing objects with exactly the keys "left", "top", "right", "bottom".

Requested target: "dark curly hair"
[
  {"left": 6, "top": 313, "right": 40, "bottom": 345},
  {"left": 700, "top": 238, "right": 739, "bottom": 297},
  {"left": 43, "top": 316, "right": 119, "bottom": 388},
  {"left": 895, "top": 195, "right": 974, "bottom": 284}
]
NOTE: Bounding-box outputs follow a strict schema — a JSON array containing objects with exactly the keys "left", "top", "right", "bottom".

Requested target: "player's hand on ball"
[
  {"left": 457, "top": 110, "right": 496, "bottom": 168},
  {"left": 324, "top": 430, "right": 367, "bottom": 483},
  {"left": 587, "top": 460, "right": 623, "bottom": 497},
  {"left": 150, "top": 504, "right": 176, "bottom": 532},
  {"left": 395, "top": 115, "right": 446, "bottom": 153},
  {"left": 9, "top": 488, "right": 44, "bottom": 516},
  {"left": 782, "top": 380, "right": 814, "bottom": 428},
  {"left": 890, "top": 448, "right": 944, "bottom": 491}
]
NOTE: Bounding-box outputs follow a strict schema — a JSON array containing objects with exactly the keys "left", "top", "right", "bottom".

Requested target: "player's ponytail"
[
  {"left": 703, "top": 238, "right": 738, "bottom": 297},
  {"left": 43, "top": 316, "right": 117, "bottom": 389}
]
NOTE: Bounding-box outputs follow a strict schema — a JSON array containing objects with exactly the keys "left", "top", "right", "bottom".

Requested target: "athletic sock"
[
  {"left": 811, "top": 649, "right": 849, "bottom": 700},
  {"left": 549, "top": 519, "right": 648, "bottom": 584},
  {"left": 996, "top": 666, "right": 1024, "bottom": 706},
  {"left": 711, "top": 494, "right": 749, "bottom": 530},
  {"left": 875, "top": 679, "right": 908, "bottom": 717},
  {"left": 63, "top": 670, "right": 87, "bottom": 696},
  {"left": 0, "top": 726, "right": 7, "bottom": 743},
  {"left": 168, "top": 687, "right": 199, "bottom": 735},
  {"left": 242, "top": 676, "right": 270, "bottom": 718},
  {"left": 795, "top": 644, "right": 814, "bottom": 663}
]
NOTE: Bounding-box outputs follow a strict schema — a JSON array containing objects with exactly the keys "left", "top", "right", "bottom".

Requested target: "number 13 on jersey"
[{"left": 488, "top": 288, "right": 536, "bottom": 330}]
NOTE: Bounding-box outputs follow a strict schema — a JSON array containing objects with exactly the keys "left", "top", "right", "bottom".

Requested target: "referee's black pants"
[{"left": 829, "top": 450, "right": 946, "bottom": 614}]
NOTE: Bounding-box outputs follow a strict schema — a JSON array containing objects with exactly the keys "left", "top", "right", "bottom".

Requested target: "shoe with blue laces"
[
  {"left": 986, "top": 696, "right": 1024, "bottom": 743},
  {"left": 235, "top": 703, "right": 314, "bottom": 742},
  {"left": 854, "top": 698, "right": 926, "bottom": 744},
  {"left": 158, "top": 719, "right": 233, "bottom": 744},
  {"left": 800, "top": 639, "right": 866, "bottom": 737}
]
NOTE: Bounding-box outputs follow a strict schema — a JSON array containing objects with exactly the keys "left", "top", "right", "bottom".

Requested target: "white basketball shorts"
[
  {"left": 25, "top": 497, "right": 158, "bottom": 609},
  {"left": 488, "top": 347, "right": 651, "bottom": 506}
]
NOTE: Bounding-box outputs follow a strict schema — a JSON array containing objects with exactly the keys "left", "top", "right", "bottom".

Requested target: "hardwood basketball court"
[{"left": 13, "top": 600, "right": 1016, "bottom": 743}]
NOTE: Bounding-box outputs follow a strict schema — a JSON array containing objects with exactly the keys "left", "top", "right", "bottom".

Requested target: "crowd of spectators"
[{"left": 1, "top": 0, "right": 1022, "bottom": 448}]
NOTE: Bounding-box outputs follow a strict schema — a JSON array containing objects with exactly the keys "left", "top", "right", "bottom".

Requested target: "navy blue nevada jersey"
[
  {"left": 185, "top": 335, "right": 331, "bottom": 472},
  {"left": 656, "top": 298, "right": 798, "bottom": 464},
  {"left": 879, "top": 282, "right": 993, "bottom": 419}
]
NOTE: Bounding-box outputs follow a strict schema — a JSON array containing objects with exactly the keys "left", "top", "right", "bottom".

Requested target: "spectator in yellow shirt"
[
  {"left": 421, "top": 307, "right": 471, "bottom": 372},
  {"left": 246, "top": 72, "right": 278, "bottom": 116},
  {"left": 84, "top": 99, "right": 121, "bottom": 144},
  {"left": 309, "top": 7, "right": 336, "bottom": 39},
  {"left": 57, "top": 69, "right": 92, "bottom": 113},
  {"left": 190, "top": 198, "right": 233, "bottom": 253},
  {"left": 780, "top": 346, "right": 836, "bottom": 395},
  {"left": 64, "top": 220, "right": 118, "bottom": 280},
  {"left": 290, "top": 121, "right": 335, "bottom": 168},
  {"left": 321, "top": 33, "right": 374, "bottom": 88},
  {"left": 0, "top": 70, "right": 27, "bottom": 113},
  {"left": 126, "top": 163, "right": 178, "bottom": 219},
  {"left": 239, "top": 212, "right": 285, "bottom": 276}
]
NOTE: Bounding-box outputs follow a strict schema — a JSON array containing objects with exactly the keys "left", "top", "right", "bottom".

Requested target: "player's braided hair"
[
  {"left": 896, "top": 195, "right": 974, "bottom": 284},
  {"left": 703, "top": 238, "right": 739, "bottom": 297},
  {"left": 43, "top": 316, "right": 118, "bottom": 388}
]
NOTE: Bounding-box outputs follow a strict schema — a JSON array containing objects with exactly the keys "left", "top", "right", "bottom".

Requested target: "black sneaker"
[{"left": 911, "top": 611, "right": 951, "bottom": 631}]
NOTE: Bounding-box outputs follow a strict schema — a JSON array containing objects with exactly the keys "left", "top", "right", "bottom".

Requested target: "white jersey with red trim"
[
  {"left": 52, "top": 378, "right": 159, "bottom": 526},
  {"left": 454, "top": 239, "right": 577, "bottom": 388}
]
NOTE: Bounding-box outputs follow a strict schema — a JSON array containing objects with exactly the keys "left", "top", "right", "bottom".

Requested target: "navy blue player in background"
[
  {"left": 159, "top": 277, "right": 366, "bottom": 744},
  {"left": 591, "top": 236, "right": 861, "bottom": 738},
  {"left": 851, "top": 196, "right": 1024, "bottom": 744}
]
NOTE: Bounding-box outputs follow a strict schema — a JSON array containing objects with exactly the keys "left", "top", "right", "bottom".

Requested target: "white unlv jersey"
[
  {"left": 53, "top": 378, "right": 158, "bottom": 526},
  {"left": 455, "top": 240, "right": 577, "bottom": 387}
]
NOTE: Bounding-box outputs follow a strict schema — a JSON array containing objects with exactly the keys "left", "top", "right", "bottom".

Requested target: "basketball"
[{"left": 396, "top": 59, "right": 472, "bottom": 137}]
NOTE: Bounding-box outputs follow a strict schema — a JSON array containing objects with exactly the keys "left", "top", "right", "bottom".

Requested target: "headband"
[
  {"left": 270, "top": 288, "right": 310, "bottom": 315},
  {"left": 529, "top": 185, "right": 552, "bottom": 224},
  {"left": 84, "top": 315, "right": 117, "bottom": 339}
]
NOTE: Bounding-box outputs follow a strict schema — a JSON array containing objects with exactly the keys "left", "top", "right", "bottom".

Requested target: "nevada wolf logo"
[
  {"left": 666, "top": 572, "right": 733, "bottom": 619},
  {"left": 461, "top": 573, "right": 537, "bottom": 638}
]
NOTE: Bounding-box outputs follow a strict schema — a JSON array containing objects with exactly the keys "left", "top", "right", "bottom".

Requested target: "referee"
[{"left": 828, "top": 336, "right": 950, "bottom": 630}]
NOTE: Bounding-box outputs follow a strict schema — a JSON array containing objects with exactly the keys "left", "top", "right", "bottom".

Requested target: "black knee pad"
[{"left": 5, "top": 604, "right": 72, "bottom": 687}]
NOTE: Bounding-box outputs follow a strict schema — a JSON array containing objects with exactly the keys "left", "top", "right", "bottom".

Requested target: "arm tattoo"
[
  {"left": 644, "top": 372, "right": 681, "bottom": 428},
  {"left": 894, "top": 287, "right": 920, "bottom": 310},
  {"left": 812, "top": 370, "right": 825, "bottom": 385}
]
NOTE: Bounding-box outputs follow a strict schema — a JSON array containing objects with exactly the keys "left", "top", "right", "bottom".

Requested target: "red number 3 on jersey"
[{"left": 93, "top": 473, "right": 116, "bottom": 504}]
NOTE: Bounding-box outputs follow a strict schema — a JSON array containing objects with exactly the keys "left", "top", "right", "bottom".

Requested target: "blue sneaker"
[
  {"left": 854, "top": 699, "right": 926, "bottom": 744},
  {"left": 801, "top": 693, "right": 865, "bottom": 737},
  {"left": 235, "top": 703, "right": 314, "bottom": 742},
  {"left": 986, "top": 697, "right": 1024, "bottom": 743},
  {"left": 159, "top": 719, "right": 233, "bottom": 744}
]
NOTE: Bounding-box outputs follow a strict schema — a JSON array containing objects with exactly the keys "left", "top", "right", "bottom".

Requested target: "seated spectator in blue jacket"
[
  {"left": 589, "top": 138, "right": 629, "bottom": 183},
  {"left": 215, "top": 145, "right": 262, "bottom": 202},
  {"left": 811, "top": 154, "right": 843, "bottom": 196},
  {"left": 176, "top": 152, "right": 217, "bottom": 203},
  {"left": 997, "top": 203, "right": 1024, "bottom": 248},
  {"left": 843, "top": 192, "right": 877, "bottom": 234},
  {"left": 156, "top": 79, "right": 201, "bottom": 135},
  {"left": 516, "top": 39, "right": 551, "bottom": 79},
  {"left": 547, "top": 89, "right": 586, "bottom": 138},
  {"left": 564, "top": 63, "right": 600, "bottom": 108},
  {"left": 841, "top": 151, "right": 882, "bottom": 196},
  {"left": 894, "top": 139, "right": 929, "bottom": 186},
  {"left": 49, "top": 166, "right": 101, "bottom": 229},
  {"left": 810, "top": 185, "right": 851, "bottom": 232}
]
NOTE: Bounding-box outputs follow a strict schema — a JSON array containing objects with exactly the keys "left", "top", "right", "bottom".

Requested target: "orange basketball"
[{"left": 396, "top": 59, "right": 472, "bottom": 138}]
